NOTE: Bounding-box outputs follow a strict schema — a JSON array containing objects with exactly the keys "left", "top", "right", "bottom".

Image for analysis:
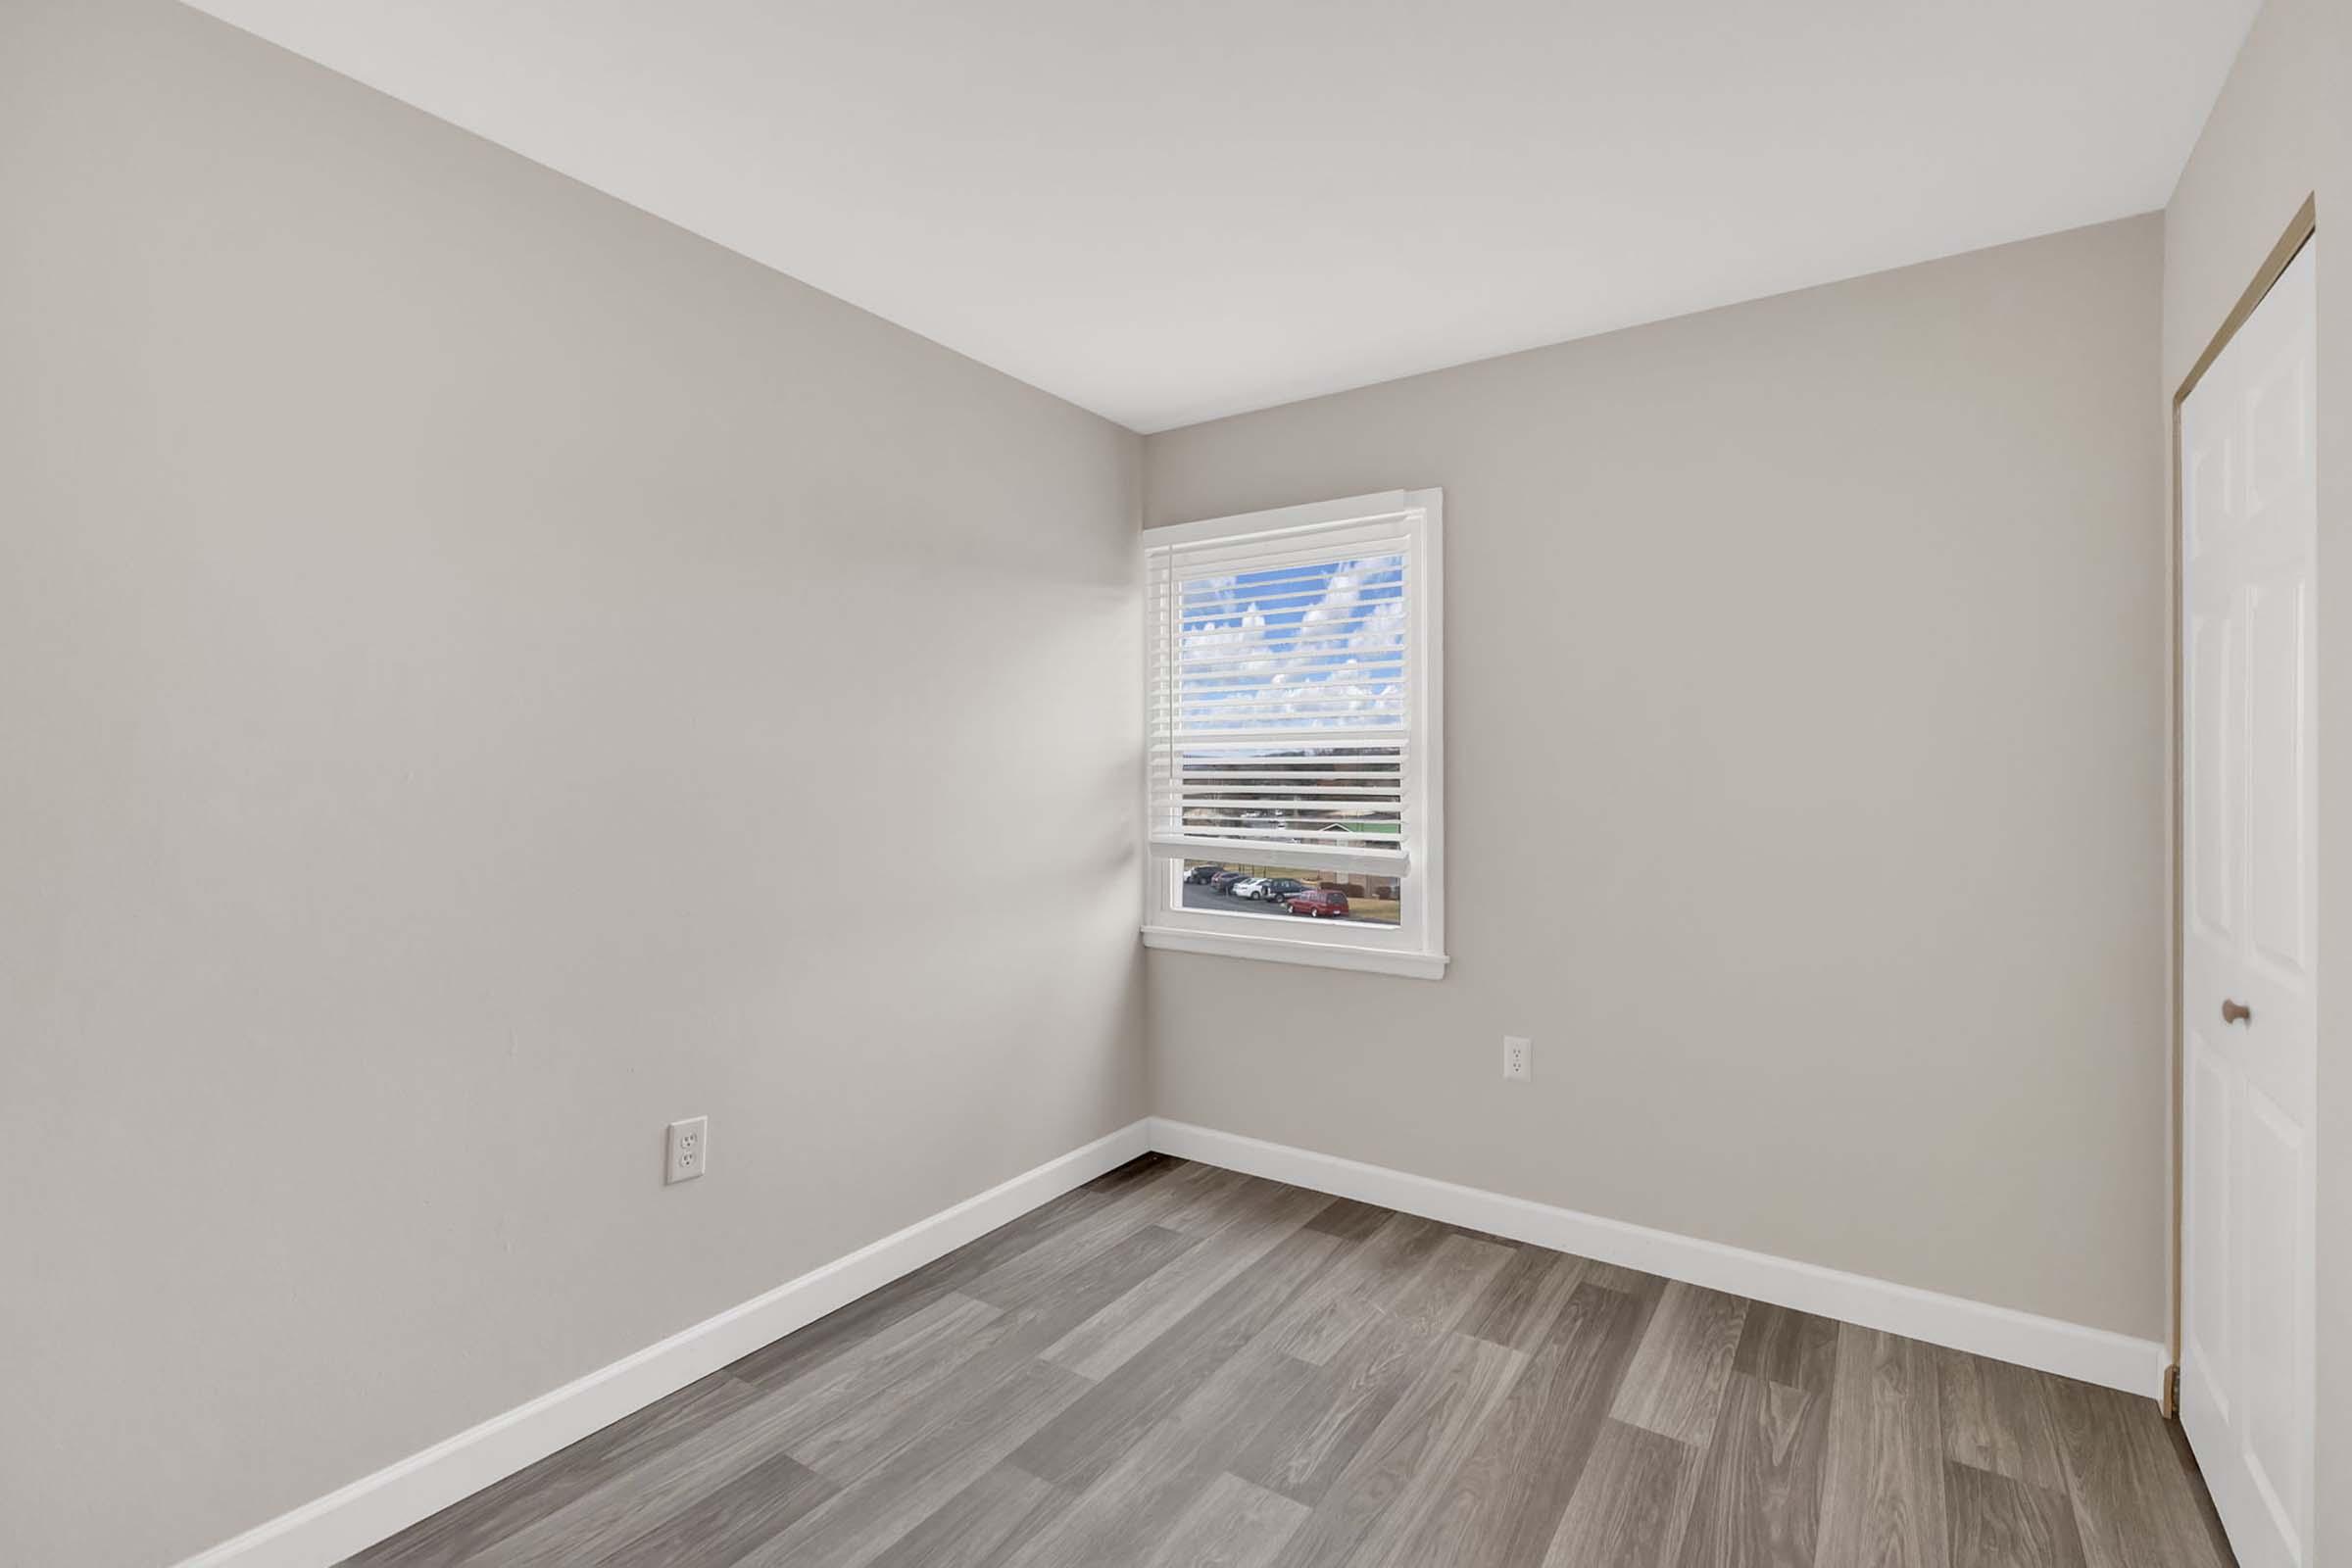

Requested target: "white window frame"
[{"left": 1140, "top": 488, "right": 1446, "bottom": 980}]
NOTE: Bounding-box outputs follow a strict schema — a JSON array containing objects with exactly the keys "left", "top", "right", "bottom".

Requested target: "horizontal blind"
[{"left": 1146, "top": 509, "right": 1417, "bottom": 876}]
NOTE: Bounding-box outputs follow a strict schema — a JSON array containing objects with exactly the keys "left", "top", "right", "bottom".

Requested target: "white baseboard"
[
  {"left": 1149, "top": 1118, "right": 2168, "bottom": 1400},
  {"left": 174, "top": 1119, "right": 1152, "bottom": 1568}
]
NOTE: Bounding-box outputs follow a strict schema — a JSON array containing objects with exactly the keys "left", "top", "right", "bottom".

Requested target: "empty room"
[{"left": 4, "top": 0, "right": 2344, "bottom": 1564}]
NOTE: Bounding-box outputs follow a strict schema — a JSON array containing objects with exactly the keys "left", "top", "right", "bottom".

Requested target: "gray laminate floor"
[{"left": 347, "top": 1155, "right": 2235, "bottom": 1568}]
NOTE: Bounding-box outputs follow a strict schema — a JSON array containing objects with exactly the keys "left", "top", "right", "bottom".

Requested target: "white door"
[{"left": 2180, "top": 235, "right": 2319, "bottom": 1568}]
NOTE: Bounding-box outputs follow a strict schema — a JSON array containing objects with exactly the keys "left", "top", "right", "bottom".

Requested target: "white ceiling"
[{"left": 183, "top": 0, "right": 2257, "bottom": 432}]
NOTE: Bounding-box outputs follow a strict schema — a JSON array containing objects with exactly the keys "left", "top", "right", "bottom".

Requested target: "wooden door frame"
[{"left": 2166, "top": 194, "right": 2319, "bottom": 1417}]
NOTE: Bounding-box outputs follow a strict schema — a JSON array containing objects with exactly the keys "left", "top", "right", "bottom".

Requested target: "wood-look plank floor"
[{"left": 348, "top": 1156, "right": 2236, "bottom": 1568}]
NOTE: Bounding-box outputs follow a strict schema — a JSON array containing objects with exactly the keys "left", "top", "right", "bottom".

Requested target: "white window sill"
[{"left": 1141, "top": 925, "right": 1449, "bottom": 980}]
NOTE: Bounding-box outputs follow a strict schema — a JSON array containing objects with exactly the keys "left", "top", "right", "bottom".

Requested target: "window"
[{"left": 1141, "top": 489, "right": 1446, "bottom": 978}]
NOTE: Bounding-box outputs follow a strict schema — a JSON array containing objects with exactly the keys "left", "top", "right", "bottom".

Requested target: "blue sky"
[{"left": 1173, "top": 553, "right": 1406, "bottom": 731}]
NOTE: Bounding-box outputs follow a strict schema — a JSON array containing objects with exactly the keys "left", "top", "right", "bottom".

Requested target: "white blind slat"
[{"left": 1164, "top": 784, "right": 1402, "bottom": 796}]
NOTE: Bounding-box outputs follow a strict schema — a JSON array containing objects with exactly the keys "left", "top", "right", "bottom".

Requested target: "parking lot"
[
  {"left": 1180, "top": 875, "right": 1399, "bottom": 925},
  {"left": 1182, "top": 881, "right": 1296, "bottom": 915}
]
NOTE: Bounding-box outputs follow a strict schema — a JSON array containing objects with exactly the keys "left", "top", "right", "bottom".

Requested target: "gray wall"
[
  {"left": 0, "top": 3, "right": 1144, "bottom": 1564},
  {"left": 1144, "top": 216, "right": 2168, "bottom": 1342},
  {"left": 2163, "top": 0, "right": 2350, "bottom": 1555}
]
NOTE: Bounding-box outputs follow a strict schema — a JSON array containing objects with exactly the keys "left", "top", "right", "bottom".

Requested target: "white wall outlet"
[
  {"left": 665, "top": 1116, "right": 709, "bottom": 1184},
  {"left": 1501, "top": 1035, "right": 1532, "bottom": 1082}
]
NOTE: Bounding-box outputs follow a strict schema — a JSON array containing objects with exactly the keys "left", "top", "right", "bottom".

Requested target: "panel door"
[{"left": 2180, "top": 236, "right": 2318, "bottom": 1568}]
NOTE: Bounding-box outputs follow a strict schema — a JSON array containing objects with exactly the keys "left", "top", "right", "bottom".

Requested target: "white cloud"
[{"left": 1173, "top": 555, "right": 1407, "bottom": 730}]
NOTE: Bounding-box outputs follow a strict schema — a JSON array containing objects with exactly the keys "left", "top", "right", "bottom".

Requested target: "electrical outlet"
[
  {"left": 1501, "top": 1035, "right": 1532, "bottom": 1082},
  {"left": 665, "top": 1116, "right": 709, "bottom": 1184}
]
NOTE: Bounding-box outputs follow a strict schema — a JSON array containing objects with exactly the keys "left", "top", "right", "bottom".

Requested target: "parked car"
[
  {"left": 1252, "top": 877, "right": 1307, "bottom": 903},
  {"left": 1207, "top": 869, "right": 1248, "bottom": 894},
  {"left": 1230, "top": 876, "right": 1270, "bottom": 900},
  {"left": 1287, "top": 888, "right": 1350, "bottom": 917},
  {"left": 1184, "top": 864, "right": 1225, "bottom": 885}
]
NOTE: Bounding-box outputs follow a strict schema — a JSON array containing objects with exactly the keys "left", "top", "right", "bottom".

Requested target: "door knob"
[{"left": 2222, "top": 999, "right": 2253, "bottom": 1026}]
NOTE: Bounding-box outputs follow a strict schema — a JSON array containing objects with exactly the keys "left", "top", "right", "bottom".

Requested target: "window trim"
[
  {"left": 1139, "top": 487, "right": 1446, "bottom": 980},
  {"left": 1138, "top": 923, "right": 1450, "bottom": 979}
]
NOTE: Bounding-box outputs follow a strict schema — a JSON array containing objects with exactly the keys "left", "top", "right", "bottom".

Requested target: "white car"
[{"left": 1229, "top": 876, "right": 1269, "bottom": 900}]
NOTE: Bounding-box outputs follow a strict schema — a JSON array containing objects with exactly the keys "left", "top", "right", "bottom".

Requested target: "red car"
[{"left": 1286, "top": 888, "right": 1349, "bottom": 918}]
